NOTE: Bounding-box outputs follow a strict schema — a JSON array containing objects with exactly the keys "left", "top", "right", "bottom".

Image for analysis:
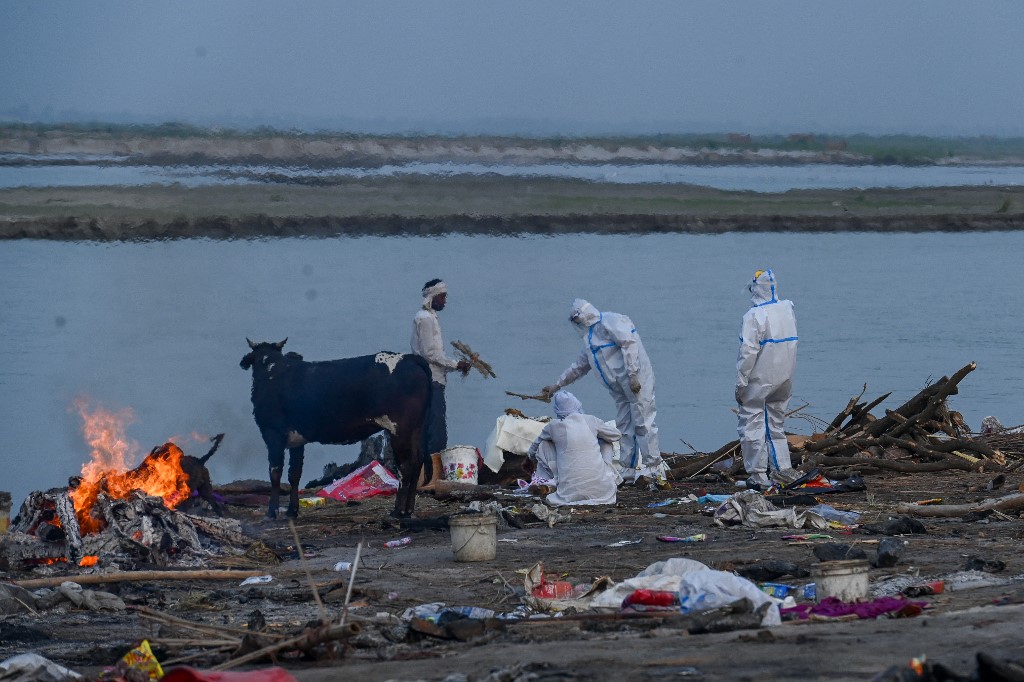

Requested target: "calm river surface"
[
  {"left": 1, "top": 232, "right": 1021, "bottom": 509},
  {"left": 3, "top": 162, "right": 1024, "bottom": 191}
]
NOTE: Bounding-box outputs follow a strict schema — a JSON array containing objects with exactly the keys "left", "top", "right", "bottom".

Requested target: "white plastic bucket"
[
  {"left": 440, "top": 446, "right": 479, "bottom": 484},
  {"left": 449, "top": 514, "right": 497, "bottom": 561},
  {"left": 811, "top": 559, "right": 869, "bottom": 602}
]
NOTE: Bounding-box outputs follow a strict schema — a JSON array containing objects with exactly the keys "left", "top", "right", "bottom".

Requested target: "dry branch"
[
  {"left": 896, "top": 492, "right": 1024, "bottom": 518},
  {"left": 452, "top": 340, "right": 496, "bottom": 378},
  {"left": 12, "top": 568, "right": 265, "bottom": 589}
]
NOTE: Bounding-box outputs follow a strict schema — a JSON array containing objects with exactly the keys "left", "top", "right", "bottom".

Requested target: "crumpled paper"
[
  {"left": 714, "top": 490, "right": 829, "bottom": 529},
  {"left": 0, "top": 653, "right": 83, "bottom": 681},
  {"left": 37, "top": 581, "right": 127, "bottom": 612}
]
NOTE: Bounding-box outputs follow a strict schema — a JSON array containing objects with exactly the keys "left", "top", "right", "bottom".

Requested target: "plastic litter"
[
  {"left": 902, "top": 580, "right": 945, "bottom": 597},
  {"left": 760, "top": 582, "right": 793, "bottom": 599},
  {"left": 109, "top": 640, "right": 163, "bottom": 680},
  {"left": 317, "top": 460, "right": 399, "bottom": 502},
  {"left": 240, "top": 575, "right": 273, "bottom": 586},
  {"left": 333, "top": 561, "right": 352, "bottom": 572},
  {"left": 622, "top": 589, "right": 680, "bottom": 609},
  {"left": 806, "top": 504, "right": 861, "bottom": 525},
  {"left": 589, "top": 557, "right": 781, "bottom": 626},
  {"left": 656, "top": 534, "right": 707, "bottom": 543},
  {"left": 384, "top": 537, "right": 412, "bottom": 548},
  {"left": 606, "top": 538, "right": 643, "bottom": 547},
  {"left": 0, "top": 653, "right": 83, "bottom": 681},
  {"left": 160, "top": 666, "right": 297, "bottom": 682}
]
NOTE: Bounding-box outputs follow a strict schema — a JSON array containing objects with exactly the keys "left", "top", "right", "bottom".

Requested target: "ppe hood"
[
  {"left": 569, "top": 298, "right": 601, "bottom": 328},
  {"left": 748, "top": 270, "right": 779, "bottom": 306}
]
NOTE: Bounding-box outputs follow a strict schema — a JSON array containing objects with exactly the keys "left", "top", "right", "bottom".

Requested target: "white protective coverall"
[
  {"left": 527, "top": 391, "right": 620, "bottom": 506},
  {"left": 736, "top": 270, "right": 799, "bottom": 485},
  {"left": 549, "top": 299, "right": 664, "bottom": 479}
]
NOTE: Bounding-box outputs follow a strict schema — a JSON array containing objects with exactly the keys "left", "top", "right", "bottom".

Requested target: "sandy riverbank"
[
  {"left": 2, "top": 179, "right": 1023, "bottom": 239},
  {"left": 2, "top": 472, "right": 1023, "bottom": 681}
]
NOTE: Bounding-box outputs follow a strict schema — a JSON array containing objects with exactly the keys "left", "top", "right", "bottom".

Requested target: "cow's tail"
[{"left": 199, "top": 433, "right": 225, "bottom": 465}]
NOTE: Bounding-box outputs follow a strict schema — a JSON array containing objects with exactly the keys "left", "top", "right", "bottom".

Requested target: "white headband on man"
[{"left": 422, "top": 281, "right": 448, "bottom": 307}]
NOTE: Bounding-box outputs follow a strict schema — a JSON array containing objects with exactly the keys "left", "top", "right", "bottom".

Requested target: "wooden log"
[
  {"left": 896, "top": 493, "right": 1024, "bottom": 518},
  {"left": 802, "top": 454, "right": 974, "bottom": 474},
  {"left": 212, "top": 621, "right": 362, "bottom": 670},
  {"left": 53, "top": 491, "right": 83, "bottom": 564},
  {"left": 11, "top": 568, "right": 266, "bottom": 589},
  {"left": 882, "top": 362, "right": 977, "bottom": 438},
  {"left": 670, "top": 440, "right": 739, "bottom": 479},
  {"left": 827, "top": 384, "right": 867, "bottom": 432},
  {"left": 843, "top": 392, "right": 891, "bottom": 431}
]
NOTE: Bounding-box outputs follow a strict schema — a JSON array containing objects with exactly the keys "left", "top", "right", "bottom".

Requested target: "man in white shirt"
[{"left": 411, "top": 279, "right": 470, "bottom": 474}]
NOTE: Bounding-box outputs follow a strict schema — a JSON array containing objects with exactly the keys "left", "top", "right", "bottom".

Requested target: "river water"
[
  {"left": 1, "top": 231, "right": 1021, "bottom": 510},
  {"left": 3, "top": 161, "right": 1024, "bottom": 191}
]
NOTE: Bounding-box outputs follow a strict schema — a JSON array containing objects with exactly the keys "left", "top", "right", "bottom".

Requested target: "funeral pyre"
[
  {"left": 0, "top": 400, "right": 250, "bottom": 572},
  {"left": 669, "top": 361, "right": 1024, "bottom": 481}
]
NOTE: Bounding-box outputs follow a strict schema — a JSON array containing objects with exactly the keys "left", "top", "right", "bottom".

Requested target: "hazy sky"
[{"left": 3, "top": 1, "right": 1023, "bottom": 135}]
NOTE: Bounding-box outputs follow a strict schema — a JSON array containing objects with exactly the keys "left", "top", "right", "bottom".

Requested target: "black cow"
[{"left": 240, "top": 339, "right": 432, "bottom": 519}]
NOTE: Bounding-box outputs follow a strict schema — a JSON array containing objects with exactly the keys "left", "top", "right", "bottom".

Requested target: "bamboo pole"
[{"left": 11, "top": 568, "right": 265, "bottom": 589}]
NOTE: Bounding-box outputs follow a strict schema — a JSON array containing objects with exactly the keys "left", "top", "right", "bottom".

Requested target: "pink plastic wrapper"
[{"left": 317, "top": 460, "right": 399, "bottom": 502}]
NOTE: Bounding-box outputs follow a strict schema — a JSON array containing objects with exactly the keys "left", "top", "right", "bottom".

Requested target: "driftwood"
[
  {"left": 452, "top": 340, "right": 496, "bottom": 378},
  {"left": 896, "top": 492, "right": 1024, "bottom": 518},
  {"left": 212, "top": 621, "right": 362, "bottom": 671},
  {"left": 669, "top": 440, "right": 740, "bottom": 479},
  {"left": 12, "top": 568, "right": 265, "bottom": 589},
  {"left": 505, "top": 390, "right": 551, "bottom": 403},
  {"left": 801, "top": 454, "right": 975, "bottom": 474}
]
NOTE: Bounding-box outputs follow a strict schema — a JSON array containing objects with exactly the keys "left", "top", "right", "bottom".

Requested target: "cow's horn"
[
  {"left": 275, "top": 337, "right": 288, "bottom": 349},
  {"left": 247, "top": 338, "right": 257, "bottom": 349}
]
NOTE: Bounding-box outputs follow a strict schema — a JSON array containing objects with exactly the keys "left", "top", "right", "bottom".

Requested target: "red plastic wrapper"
[
  {"left": 317, "top": 460, "right": 399, "bottom": 502},
  {"left": 532, "top": 580, "right": 575, "bottom": 599},
  {"left": 622, "top": 589, "right": 680, "bottom": 609},
  {"left": 161, "top": 667, "right": 297, "bottom": 682}
]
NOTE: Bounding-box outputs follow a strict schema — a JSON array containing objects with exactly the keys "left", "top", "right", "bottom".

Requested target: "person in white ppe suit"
[
  {"left": 541, "top": 299, "right": 665, "bottom": 481},
  {"left": 411, "top": 279, "right": 470, "bottom": 469},
  {"left": 736, "top": 269, "right": 800, "bottom": 490},
  {"left": 527, "top": 390, "right": 621, "bottom": 506}
]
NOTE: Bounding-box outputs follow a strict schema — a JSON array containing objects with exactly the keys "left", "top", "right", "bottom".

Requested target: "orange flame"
[
  {"left": 70, "top": 398, "right": 192, "bottom": 534},
  {"left": 79, "top": 555, "right": 99, "bottom": 567}
]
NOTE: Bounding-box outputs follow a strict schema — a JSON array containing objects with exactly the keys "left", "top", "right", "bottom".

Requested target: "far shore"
[{"left": 1, "top": 177, "right": 1022, "bottom": 239}]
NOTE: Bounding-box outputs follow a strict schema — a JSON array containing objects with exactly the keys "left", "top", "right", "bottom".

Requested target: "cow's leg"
[
  {"left": 264, "top": 432, "right": 287, "bottom": 520},
  {"left": 286, "top": 445, "right": 305, "bottom": 518},
  {"left": 392, "top": 427, "right": 422, "bottom": 518}
]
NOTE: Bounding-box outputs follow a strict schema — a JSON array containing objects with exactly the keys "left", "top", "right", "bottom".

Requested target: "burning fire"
[{"left": 70, "top": 398, "right": 192, "bottom": 534}]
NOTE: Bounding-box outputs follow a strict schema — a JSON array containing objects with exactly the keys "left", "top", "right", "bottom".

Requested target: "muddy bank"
[
  {"left": 4, "top": 212, "right": 1024, "bottom": 240},
  {"left": 2, "top": 472, "right": 1023, "bottom": 680}
]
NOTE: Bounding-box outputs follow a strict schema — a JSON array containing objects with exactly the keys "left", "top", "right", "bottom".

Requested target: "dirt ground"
[{"left": 2, "top": 468, "right": 1023, "bottom": 681}]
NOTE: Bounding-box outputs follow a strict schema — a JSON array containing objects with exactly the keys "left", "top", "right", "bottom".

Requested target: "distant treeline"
[{"left": 3, "top": 121, "right": 1024, "bottom": 164}]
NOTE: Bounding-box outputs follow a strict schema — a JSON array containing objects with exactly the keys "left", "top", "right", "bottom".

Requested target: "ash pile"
[{"left": 0, "top": 438, "right": 253, "bottom": 573}]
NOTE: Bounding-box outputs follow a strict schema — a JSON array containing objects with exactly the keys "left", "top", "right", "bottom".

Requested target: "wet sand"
[
  {"left": 2, "top": 473, "right": 1022, "bottom": 680},
  {"left": 2, "top": 179, "right": 1023, "bottom": 240}
]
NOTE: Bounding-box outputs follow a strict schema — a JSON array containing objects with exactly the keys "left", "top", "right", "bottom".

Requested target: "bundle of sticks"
[
  {"left": 799, "top": 361, "right": 1012, "bottom": 475},
  {"left": 451, "top": 340, "right": 496, "bottom": 378},
  {"left": 670, "top": 361, "right": 1017, "bottom": 480}
]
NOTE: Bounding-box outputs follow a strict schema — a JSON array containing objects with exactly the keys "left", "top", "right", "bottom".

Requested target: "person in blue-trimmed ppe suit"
[
  {"left": 540, "top": 298, "right": 666, "bottom": 483},
  {"left": 736, "top": 269, "right": 800, "bottom": 490}
]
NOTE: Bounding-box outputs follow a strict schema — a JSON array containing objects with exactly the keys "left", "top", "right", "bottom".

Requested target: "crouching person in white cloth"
[{"left": 527, "top": 391, "right": 621, "bottom": 506}]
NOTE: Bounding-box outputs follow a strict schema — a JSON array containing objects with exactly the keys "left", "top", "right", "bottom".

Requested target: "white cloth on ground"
[{"left": 589, "top": 557, "right": 780, "bottom": 626}]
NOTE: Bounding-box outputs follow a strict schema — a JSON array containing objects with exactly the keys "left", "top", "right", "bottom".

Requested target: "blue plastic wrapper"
[{"left": 760, "top": 583, "right": 792, "bottom": 599}]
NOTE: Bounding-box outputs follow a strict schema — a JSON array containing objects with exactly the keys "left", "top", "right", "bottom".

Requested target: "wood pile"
[
  {"left": 670, "top": 361, "right": 1019, "bottom": 481},
  {"left": 1, "top": 488, "right": 252, "bottom": 572}
]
